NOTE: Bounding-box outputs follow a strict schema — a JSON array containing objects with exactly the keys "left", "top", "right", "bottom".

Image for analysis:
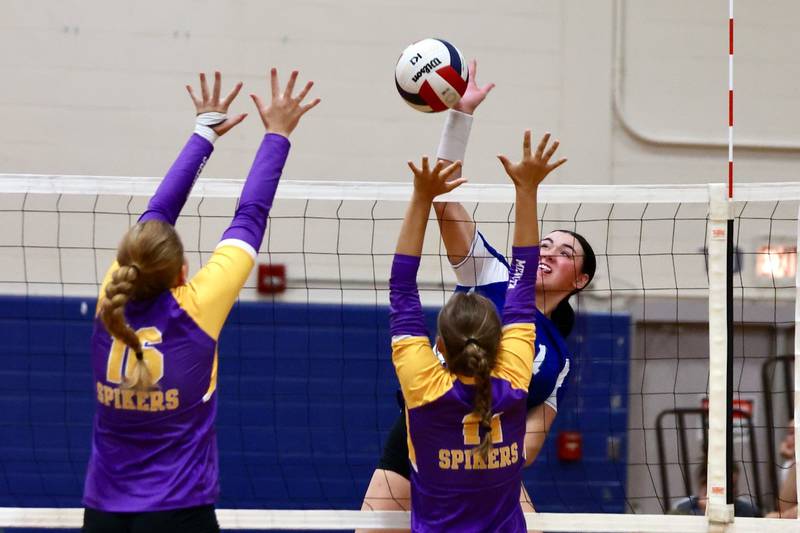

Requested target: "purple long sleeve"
[
  {"left": 220, "top": 134, "right": 290, "bottom": 251},
  {"left": 389, "top": 254, "right": 428, "bottom": 338},
  {"left": 139, "top": 134, "right": 213, "bottom": 225},
  {"left": 501, "top": 246, "right": 540, "bottom": 325}
]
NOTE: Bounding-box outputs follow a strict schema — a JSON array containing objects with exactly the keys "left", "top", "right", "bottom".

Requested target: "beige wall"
[{"left": 3, "top": 0, "right": 798, "bottom": 185}]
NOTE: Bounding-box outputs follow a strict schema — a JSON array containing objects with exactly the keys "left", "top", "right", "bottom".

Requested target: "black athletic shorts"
[
  {"left": 376, "top": 410, "right": 411, "bottom": 480},
  {"left": 82, "top": 504, "right": 219, "bottom": 533}
]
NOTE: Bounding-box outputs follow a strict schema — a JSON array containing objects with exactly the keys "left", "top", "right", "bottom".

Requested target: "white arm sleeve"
[{"left": 452, "top": 230, "right": 510, "bottom": 287}]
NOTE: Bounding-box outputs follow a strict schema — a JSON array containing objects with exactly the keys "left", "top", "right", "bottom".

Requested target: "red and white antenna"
[{"left": 728, "top": 0, "right": 734, "bottom": 198}]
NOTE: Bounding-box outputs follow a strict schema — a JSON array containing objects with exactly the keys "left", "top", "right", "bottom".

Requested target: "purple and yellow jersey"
[
  {"left": 389, "top": 246, "right": 539, "bottom": 533},
  {"left": 83, "top": 133, "right": 290, "bottom": 512}
]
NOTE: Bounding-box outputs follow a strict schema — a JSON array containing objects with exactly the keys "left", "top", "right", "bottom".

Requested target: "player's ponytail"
[
  {"left": 438, "top": 292, "right": 502, "bottom": 461},
  {"left": 99, "top": 220, "right": 185, "bottom": 392},
  {"left": 465, "top": 343, "right": 494, "bottom": 461},
  {"left": 100, "top": 265, "right": 153, "bottom": 391}
]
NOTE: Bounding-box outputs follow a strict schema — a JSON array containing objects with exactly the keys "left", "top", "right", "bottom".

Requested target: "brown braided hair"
[
  {"left": 99, "top": 219, "right": 184, "bottom": 391},
  {"left": 437, "top": 291, "right": 502, "bottom": 461}
]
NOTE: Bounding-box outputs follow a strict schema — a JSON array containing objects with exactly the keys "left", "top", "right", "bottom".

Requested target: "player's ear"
[
  {"left": 574, "top": 272, "right": 589, "bottom": 291},
  {"left": 435, "top": 336, "right": 447, "bottom": 357},
  {"left": 176, "top": 257, "right": 189, "bottom": 286}
]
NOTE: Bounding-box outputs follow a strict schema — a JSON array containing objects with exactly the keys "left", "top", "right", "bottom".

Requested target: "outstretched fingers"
[
  {"left": 186, "top": 84, "right": 201, "bottom": 107},
  {"left": 535, "top": 132, "right": 550, "bottom": 160},
  {"left": 296, "top": 80, "right": 314, "bottom": 101},
  {"left": 542, "top": 139, "right": 560, "bottom": 162},
  {"left": 444, "top": 177, "right": 468, "bottom": 192},
  {"left": 269, "top": 67, "right": 280, "bottom": 99},
  {"left": 438, "top": 160, "right": 462, "bottom": 181},
  {"left": 407, "top": 160, "right": 422, "bottom": 176},
  {"left": 212, "top": 71, "right": 221, "bottom": 104},
  {"left": 249, "top": 92, "right": 265, "bottom": 111},
  {"left": 227, "top": 113, "right": 248, "bottom": 128},
  {"left": 467, "top": 59, "right": 477, "bottom": 86},
  {"left": 284, "top": 70, "right": 299, "bottom": 99},
  {"left": 222, "top": 81, "right": 244, "bottom": 108},
  {"left": 548, "top": 157, "right": 568, "bottom": 172},
  {"left": 497, "top": 154, "right": 514, "bottom": 176},
  {"left": 299, "top": 97, "right": 321, "bottom": 116},
  {"left": 522, "top": 130, "right": 532, "bottom": 160},
  {"left": 199, "top": 72, "right": 210, "bottom": 102}
]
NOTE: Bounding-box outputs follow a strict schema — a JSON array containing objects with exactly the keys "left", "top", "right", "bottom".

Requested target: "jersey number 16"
[{"left": 106, "top": 327, "right": 165, "bottom": 384}]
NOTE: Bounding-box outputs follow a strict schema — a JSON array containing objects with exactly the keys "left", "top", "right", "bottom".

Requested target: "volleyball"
[{"left": 394, "top": 38, "right": 469, "bottom": 113}]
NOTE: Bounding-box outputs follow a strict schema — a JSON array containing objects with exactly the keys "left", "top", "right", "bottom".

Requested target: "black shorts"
[
  {"left": 376, "top": 410, "right": 411, "bottom": 480},
  {"left": 82, "top": 504, "right": 219, "bottom": 533}
]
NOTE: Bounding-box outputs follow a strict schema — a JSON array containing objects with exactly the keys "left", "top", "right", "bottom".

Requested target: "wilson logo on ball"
[{"left": 395, "top": 38, "right": 469, "bottom": 113}]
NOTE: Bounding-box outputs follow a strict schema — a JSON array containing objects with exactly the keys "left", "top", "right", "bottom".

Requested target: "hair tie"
[
  {"left": 134, "top": 350, "right": 144, "bottom": 361},
  {"left": 465, "top": 337, "right": 478, "bottom": 346}
]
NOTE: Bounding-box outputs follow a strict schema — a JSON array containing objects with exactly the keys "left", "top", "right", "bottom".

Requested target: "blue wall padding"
[{"left": 0, "top": 295, "right": 629, "bottom": 520}]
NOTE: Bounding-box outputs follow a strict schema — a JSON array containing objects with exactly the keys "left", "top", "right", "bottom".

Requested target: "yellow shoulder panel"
[
  {"left": 172, "top": 244, "right": 254, "bottom": 341},
  {"left": 392, "top": 336, "right": 455, "bottom": 409},
  {"left": 492, "top": 323, "right": 536, "bottom": 391}
]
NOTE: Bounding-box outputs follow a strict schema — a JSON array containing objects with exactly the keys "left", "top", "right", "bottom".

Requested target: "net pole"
[
  {"left": 726, "top": 0, "right": 736, "bottom": 518},
  {"left": 728, "top": 0, "right": 734, "bottom": 199},
  {"left": 726, "top": 216, "right": 735, "bottom": 511},
  {"left": 706, "top": 184, "right": 734, "bottom": 525}
]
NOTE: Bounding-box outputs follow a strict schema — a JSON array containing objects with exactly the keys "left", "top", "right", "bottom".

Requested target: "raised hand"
[
  {"left": 186, "top": 71, "right": 247, "bottom": 136},
  {"left": 407, "top": 156, "right": 466, "bottom": 202},
  {"left": 498, "top": 130, "right": 566, "bottom": 195},
  {"left": 250, "top": 68, "right": 321, "bottom": 138},
  {"left": 453, "top": 59, "right": 495, "bottom": 115}
]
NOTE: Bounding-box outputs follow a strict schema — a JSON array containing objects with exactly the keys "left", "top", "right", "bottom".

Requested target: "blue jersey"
[{"left": 453, "top": 232, "right": 571, "bottom": 412}]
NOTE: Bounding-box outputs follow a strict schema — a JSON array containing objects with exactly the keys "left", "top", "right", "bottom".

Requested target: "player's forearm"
[
  {"left": 432, "top": 201, "right": 475, "bottom": 265},
  {"left": 221, "top": 133, "right": 290, "bottom": 251},
  {"left": 523, "top": 403, "right": 557, "bottom": 467},
  {"left": 502, "top": 245, "right": 539, "bottom": 325},
  {"left": 389, "top": 254, "right": 427, "bottom": 337},
  {"left": 524, "top": 433, "right": 545, "bottom": 468},
  {"left": 390, "top": 193, "right": 430, "bottom": 336},
  {"left": 395, "top": 192, "right": 431, "bottom": 257},
  {"left": 436, "top": 109, "right": 472, "bottom": 175},
  {"left": 140, "top": 134, "right": 214, "bottom": 225},
  {"left": 430, "top": 110, "right": 475, "bottom": 263},
  {"left": 778, "top": 463, "right": 797, "bottom": 513},
  {"left": 513, "top": 188, "right": 539, "bottom": 248}
]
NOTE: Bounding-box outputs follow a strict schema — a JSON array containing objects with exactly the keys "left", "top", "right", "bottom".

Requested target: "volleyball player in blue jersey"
[
  {"left": 360, "top": 61, "right": 594, "bottom": 524},
  {"left": 389, "top": 124, "right": 559, "bottom": 531},
  {"left": 82, "top": 69, "right": 319, "bottom": 533}
]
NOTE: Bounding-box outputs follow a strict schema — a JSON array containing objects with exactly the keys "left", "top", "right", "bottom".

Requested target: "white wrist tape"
[
  {"left": 194, "top": 112, "right": 227, "bottom": 144},
  {"left": 436, "top": 109, "right": 473, "bottom": 163}
]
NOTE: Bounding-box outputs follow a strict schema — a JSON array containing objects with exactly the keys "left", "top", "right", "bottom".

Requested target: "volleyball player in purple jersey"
[
  {"left": 388, "top": 127, "right": 563, "bottom": 532},
  {"left": 360, "top": 61, "right": 584, "bottom": 528},
  {"left": 81, "top": 69, "right": 319, "bottom": 533}
]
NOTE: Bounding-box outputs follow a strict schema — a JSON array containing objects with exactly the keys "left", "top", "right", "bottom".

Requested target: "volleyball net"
[{"left": 0, "top": 174, "right": 797, "bottom": 531}]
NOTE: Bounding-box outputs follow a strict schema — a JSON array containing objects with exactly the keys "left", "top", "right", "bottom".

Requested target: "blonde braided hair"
[
  {"left": 99, "top": 220, "right": 184, "bottom": 391},
  {"left": 437, "top": 292, "right": 502, "bottom": 461}
]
